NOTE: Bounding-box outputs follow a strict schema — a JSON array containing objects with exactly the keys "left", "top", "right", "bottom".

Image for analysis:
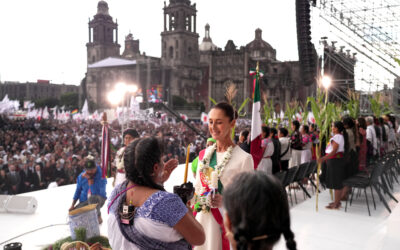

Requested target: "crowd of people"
[
  {"left": 255, "top": 114, "right": 399, "bottom": 210},
  {"left": 0, "top": 115, "right": 216, "bottom": 195},
  {"left": 2, "top": 104, "right": 400, "bottom": 250},
  {"left": 107, "top": 102, "right": 297, "bottom": 250}
]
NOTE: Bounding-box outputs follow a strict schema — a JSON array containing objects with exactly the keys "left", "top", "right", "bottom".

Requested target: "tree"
[
  {"left": 60, "top": 92, "right": 79, "bottom": 110},
  {"left": 34, "top": 97, "right": 59, "bottom": 108}
]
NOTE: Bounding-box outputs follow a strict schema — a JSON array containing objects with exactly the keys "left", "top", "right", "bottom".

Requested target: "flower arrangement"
[{"left": 193, "top": 144, "right": 233, "bottom": 213}]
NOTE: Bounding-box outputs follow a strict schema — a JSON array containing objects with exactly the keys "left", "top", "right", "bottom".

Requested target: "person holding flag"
[{"left": 193, "top": 102, "right": 254, "bottom": 250}]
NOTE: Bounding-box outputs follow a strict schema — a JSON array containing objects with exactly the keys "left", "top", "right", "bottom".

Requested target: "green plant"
[
  {"left": 209, "top": 96, "right": 217, "bottom": 105},
  {"left": 75, "top": 227, "right": 86, "bottom": 242},
  {"left": 86, "top": 235, "right": 111, "bottom": 248},
  {"left": 47, "top": 236, "right": 72, "bottom": 250},
  {"left": 369, "top": 92, "right": 382, "bottom": 118},
  {"left": 284, "top": 101, "right": 300, "bottom": 134},
  {"left": 262, "top": 93, "right": 274, "bottom": 126},
  {"left": 209, "top": 82, "right": 250, "bottom": 139},
  {"left": 346, "top": 89, "right": 360, "bottom": 119}
]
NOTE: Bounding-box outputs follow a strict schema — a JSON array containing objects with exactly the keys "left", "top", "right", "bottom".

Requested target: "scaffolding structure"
[{"left": 312, "top": 0, "right": 400, "bottom": 92}]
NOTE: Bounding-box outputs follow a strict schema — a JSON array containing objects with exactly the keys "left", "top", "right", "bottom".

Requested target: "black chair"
[
  {"left": 274, "top": 171, "right": 287, "bottom": 185},
  {"left": 343, "top": 160, "right": 394, "bottom": 216},
  {"left": 292, "top": 162, "right": 312, "bottom": 201},
  {"left": 283, "top": 166, "right": 298, "bottom": 206},
  {"left": 304, "top": 160, "right": 318, "bottom": 192}
]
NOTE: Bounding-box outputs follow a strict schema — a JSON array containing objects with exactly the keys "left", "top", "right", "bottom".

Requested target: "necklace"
[
  {"left": 194, "top": 144, "right": 234, "bottom": 213},
  {"left": 199, "top": 143, "right": 234, "bottom": 179}
]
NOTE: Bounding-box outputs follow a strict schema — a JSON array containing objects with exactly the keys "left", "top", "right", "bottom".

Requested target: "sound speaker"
[
  {"left": 4, "top": 196, "right": 38, "bottom": 214},
  {"left": 0, "top": 195, "right": 11, "bottom": 213},
  {"left": 296, "top": 0, "right": 317, "bottom": 86}
]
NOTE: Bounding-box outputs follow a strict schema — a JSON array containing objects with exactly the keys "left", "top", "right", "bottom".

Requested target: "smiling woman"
[{"left": 193, "top": 102, "right": 254, "bottom": 250}]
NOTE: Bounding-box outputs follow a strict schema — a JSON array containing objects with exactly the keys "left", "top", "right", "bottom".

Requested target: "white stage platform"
[{"left": 1, "top": 164, "right": 400, "bottom": 250}]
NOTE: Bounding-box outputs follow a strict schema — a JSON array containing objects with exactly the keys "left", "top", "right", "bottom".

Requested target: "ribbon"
[{"left": 195, "top": 150, "right": 229, "bottom": 250}]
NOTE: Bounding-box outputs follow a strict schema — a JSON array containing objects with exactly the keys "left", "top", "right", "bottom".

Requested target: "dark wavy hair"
[
  {"left": 301, "top": 124, "right": 309, "bottom": 134},
  {"left": 292, "top": 120, "right": 300, "bottom": 131},
  {"left": 262, "top": 126, "right": 270, "bottom": 138},
  {"left": 124, "top": 137, "right": 165, "bottom": 191},
  {"left": 334, "top": 121, "right": 349, "bottom": 154},
  {"left": 357, "top": 117, "right": 367, "bottom": 130},
  {"left": 223, "top": 172, "right": 296, "bottom": 250}
]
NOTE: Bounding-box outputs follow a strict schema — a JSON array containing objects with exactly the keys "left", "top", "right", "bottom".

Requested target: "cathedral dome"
[
  {"left": 97, "top": 1, "right": 109, "bottom": 15},
  {"left": 199, "top": 24, "right": 218, "bottom": 51},
  {"left": 246, "top": 28, "right": 276, "bottom": 60}
]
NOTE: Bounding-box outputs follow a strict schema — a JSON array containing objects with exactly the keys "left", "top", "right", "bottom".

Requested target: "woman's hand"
[
  {"left": 211, "top": 194, "right": 223, "bottom": 208},
  {"left": 162, "top": 159, "right": 179, "bottom": 182},
  {"left": 317, "top": 156, "right": 325, "bottom": 165}
]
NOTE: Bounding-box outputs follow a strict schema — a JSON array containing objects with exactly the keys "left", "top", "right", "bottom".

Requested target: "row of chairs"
[
  {"left": 343, "top": 150, "right": 400, "bottom": 216},
  {"left": 274, "top": 161, "right": 317, "bottom": 206},
  {"left": 274, "top": 150, "right": 400, "bottom": 215}
]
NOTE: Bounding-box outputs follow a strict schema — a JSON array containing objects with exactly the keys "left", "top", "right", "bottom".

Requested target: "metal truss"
[{"left": 314, "top": 0, "right": 400, "bottom": 92}]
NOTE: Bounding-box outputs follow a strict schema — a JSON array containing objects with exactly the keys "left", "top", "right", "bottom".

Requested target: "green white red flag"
[{"left": 250, "top": 66, "right": 263, "bottom": 169}]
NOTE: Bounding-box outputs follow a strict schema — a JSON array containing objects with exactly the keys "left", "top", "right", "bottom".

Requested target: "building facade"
[
  {"left": 85, "top": 0, "right": 330, "bottom": 113},
  {"left": 0, "top": 81, "right": 79, "bottom": 101}
]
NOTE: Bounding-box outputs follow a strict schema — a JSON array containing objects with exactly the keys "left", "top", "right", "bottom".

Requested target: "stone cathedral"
[{"left": 85, "top": 0, "right": 311, "bottom": 114}]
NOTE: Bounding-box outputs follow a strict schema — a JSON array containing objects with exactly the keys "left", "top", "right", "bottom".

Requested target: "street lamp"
[
  {"left": 321, "top": 75, "right": 332, "bottom": 89},
  {"left": 107, "top": 91, "right": 122, "bottom": 105},
  {"left": 107, "top": 82, "right": 138, "bottom": 134}
]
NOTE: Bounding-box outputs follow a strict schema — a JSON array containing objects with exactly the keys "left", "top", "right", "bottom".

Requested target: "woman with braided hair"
[
  {"left": 107, "top": 137, "right": 205, "bottom": 249},
  {"left": 223, "top": 171, "right": 297, "bottom": 250}
]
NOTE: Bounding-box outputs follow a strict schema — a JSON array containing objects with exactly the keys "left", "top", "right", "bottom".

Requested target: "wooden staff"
[{"left": 184, "top": 144, "right": 191, "bottom": 183}]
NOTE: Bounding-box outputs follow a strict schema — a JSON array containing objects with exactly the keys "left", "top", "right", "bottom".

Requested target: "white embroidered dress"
[{"left": 193, "top": 146, "right": 254, "bottom": 250}]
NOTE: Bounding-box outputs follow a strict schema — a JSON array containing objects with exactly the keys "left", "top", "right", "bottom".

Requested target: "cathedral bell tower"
[
  {"left": 86, "top": 1, "right": 120, "bottom": 65},
  {"left": 161, "top": 0, "right": 199, "bottom": 67}
]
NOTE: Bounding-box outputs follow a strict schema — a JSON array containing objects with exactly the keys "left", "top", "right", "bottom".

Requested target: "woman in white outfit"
[
  {"left": 193, "top": 102, "right": 254, "bottom": 250},
  {"left": 300, "top": 125, "right": 312, "bottom": 164},
  {"left": 258, "top": 126, "right": 274, "bottom": 175}
]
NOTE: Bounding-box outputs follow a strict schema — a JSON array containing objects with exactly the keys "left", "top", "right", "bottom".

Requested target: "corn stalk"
[
  {"left": 307, "top": 87, "right": 342, "bottom": 211},
  {"left": 285, "top": 101, "right": 300, "bottom": 134},
  {"left": 262, "top": 93, "right": 274, "bottom": 126},
  {"left": 212, "top": 82, "right": 251, "bottom": 139},
  {"left": 300, "top": 103, "right": 309, "bottom": 125},
  {"left": 369, "top": 92, "right": 382, "bottom": 118},
  {"left": 346, "top": 89, "right": 360, "bottom": 119}
]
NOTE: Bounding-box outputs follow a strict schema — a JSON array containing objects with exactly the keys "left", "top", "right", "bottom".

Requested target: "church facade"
[{"left": 85, "top": 0, "right": 313, "bottom": 114}]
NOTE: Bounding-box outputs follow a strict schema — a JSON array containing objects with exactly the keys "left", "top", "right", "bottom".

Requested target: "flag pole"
[{"left": 101, "top": 112, "right": 111, "bottom": 178}]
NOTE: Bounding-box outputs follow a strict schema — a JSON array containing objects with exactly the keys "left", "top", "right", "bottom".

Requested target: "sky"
[{"left": 0, "top": 0, "right": 298, "bottom": 86}]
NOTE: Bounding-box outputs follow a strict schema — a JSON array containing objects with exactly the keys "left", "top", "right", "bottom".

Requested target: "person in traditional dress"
[
  {"left": 341, "top": 117, "right": 358, "bottom": 200},
  {"left": 385, "top": 115, "right": 397, "bottom": 151},
  {"left": 357, "top": 117, "right": 367, "bottom": 171},
  {"left": 318, "top": 121, "right": 348, "bottom": 209},
  {"left": 278, "top": 128, "right": 291, "bottom": 172},
  {"left": 193, "top": 102, "right": 254, "bottom": 250},
  {"left": 258, "top": 126, "right": 274, "bottom": 175},
  {"left": 238, "top": 130, "right": 250, "bottom": 154},
  {"left": 270, "top": 128, "right": 281, "bottom": 174},
  {"left": 366, "top": 116, "right": 378, "bottom": 163},
  {"left": 192, "top": 138, "right": 216, "bottom": 178},
  {"left": 108, "top": 137, "right": 205, "bottom": 249},
  {"left": 300, "top": 125, "right": 312, "bottom": 164},
  {"left": 113, "top": 128, "right": 139, "bottom": 187},
  {"left": 223, "top": 171, "right": 297, "bottom": 250},
  {"left": 290, "top": 121, "right": 303, "bottom": 168}
]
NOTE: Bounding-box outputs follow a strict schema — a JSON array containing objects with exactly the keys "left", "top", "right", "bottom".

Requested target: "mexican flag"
[{"left": 250, "top": 68, "right": 263, "bottom": 169}]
